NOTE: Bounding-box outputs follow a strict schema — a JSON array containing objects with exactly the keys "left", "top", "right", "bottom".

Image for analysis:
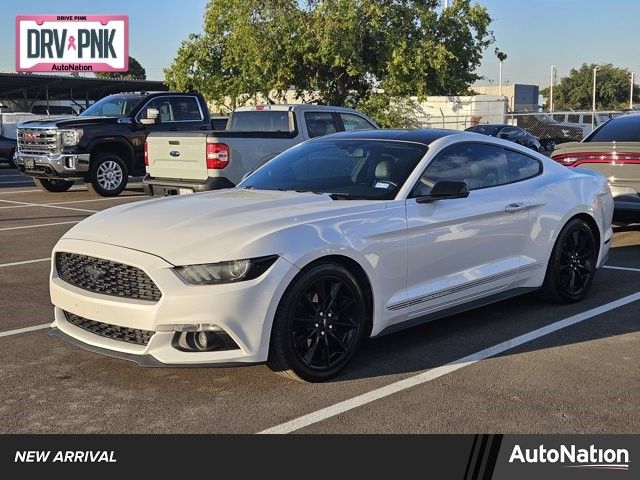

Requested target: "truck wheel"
[
  {"left": 33, "top": 178, "right": 74, "bottom": 193},
  {"left": 86, "top": 153, "right": 128, "bottom": 197},
  {"left": 8, "top": 149, "right": 17, "bottom": 169}
]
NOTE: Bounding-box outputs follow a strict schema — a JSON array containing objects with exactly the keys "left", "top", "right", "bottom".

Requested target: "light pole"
[
  {"left": 592, "top": 67, "right": 598, "bottom": 131},
  {"left": 550, "top": 65, "right": 556, "bottom": 112},
  {"left": 630, "top": 72, "right": 635, "bottom": 110},
  {"left": 494, "top": 48, "right": 508, "bottom": 97}
]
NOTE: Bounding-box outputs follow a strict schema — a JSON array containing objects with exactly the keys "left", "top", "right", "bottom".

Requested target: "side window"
[
  {"left": 506, "top": 149, "right": 541, "bottom": 182},
  {"left": 411, "top": 143, "right": 509, "bottom": 197},
  {"left": 340, "top": 113, "right": 375, "bottom": 131},
  {"left": 139, "top": 98, "right": 173, "bottom": 122},
  {"left": 582, "top": 114, "right": 592, "bottom": 124},
  {"left": 568, "top": 114, "right": 580, "bottom": 123},
  {"left": 499, "top": 126, "right": 520, "bottom": 137},
  {"left": 553, "top": 114, "right": 565, "bottom": 122},
  {"left": 305, "top": 112, "right": 338, "bottom": 138},
  {"left": 168, "top": 97, "right": 203, "bottom": 121}
]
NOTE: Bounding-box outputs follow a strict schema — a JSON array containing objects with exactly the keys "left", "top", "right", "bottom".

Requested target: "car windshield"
[
  {"left": 81, "top": 95, "right": 144, "bottom": 117},
  {"left": 535, "top": 114, "right": 558, "bottom": 123},
  {"left": 239, "top": 139, "right": 428, "bottom": 200},
  {"left": 467, "top": 125, "right": 501, "bottom": 136}
]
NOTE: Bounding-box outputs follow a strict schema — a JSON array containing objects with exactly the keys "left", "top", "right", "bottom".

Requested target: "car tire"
[
  {"left": 540, "top": 218, "right": 598, "bottom": 304},
  {"left": 267, "top": 262, "right": 369, "bottom": 382},
  {"left": 86, "top": 153, "right": 129, "bottom": 197},
  {"left": 33, "top": 178, "right": 74, "bottom": 193},
  {"left": 7, "top": 149, "right": 17, "bottom": 169}
]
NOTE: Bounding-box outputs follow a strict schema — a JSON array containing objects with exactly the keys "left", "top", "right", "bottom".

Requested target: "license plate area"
[
  {"left": 162, "top": 187, "right": 194, "bottom": 196},
  {"left": 24, "top": 158, "right": 35, "bottom": 169}
]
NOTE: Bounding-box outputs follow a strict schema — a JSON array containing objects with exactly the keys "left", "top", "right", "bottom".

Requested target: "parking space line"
[
  {"left": 603, "top": 265, "right": 640, "bottom": 273},
  {"left": 0, "top": 221, "right": 80, "bottom": 232},
  {"left": 0, "top": 187, "right": 89, "bottom": 195},
  {"left": 0, "top": 189, "right": 39, "bottom": 194},
  {"left": 0, "top": 323, "right": 50, "bottom": 338},
  {"left": 0, "top": 258, "right": 49, "bottom": 268},
  {"left": 0, "top": 195, "right": 142, "bottom": 210},
  {"left": 0, "top": 199, "right": 96, "bottom": 213},
  {"left": 258, "top": 290, "right": 640, "bottom": 434}
]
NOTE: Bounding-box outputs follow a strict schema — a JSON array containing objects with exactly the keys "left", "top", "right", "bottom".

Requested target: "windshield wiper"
[{"left": 327, "top": 193, "right": 359, "bottom": 200}]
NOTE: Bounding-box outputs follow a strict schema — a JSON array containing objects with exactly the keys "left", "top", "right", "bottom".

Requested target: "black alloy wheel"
[
  {"left": 541, "top": 218, "right": 597, "bottom": 303},
  {"left": 292, "top": 275, "right": 360, "bottom": 370},
  {"left": 268, "top": 263, "right": 368, "bottom": 381}
]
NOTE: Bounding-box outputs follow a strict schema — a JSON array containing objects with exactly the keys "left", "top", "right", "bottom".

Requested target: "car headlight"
[
  {"left": 174, "top": 255, "right": 278, "bottom": 285},
  {"left": 60, "top": 129, "right": 83, "bottom": 146}
]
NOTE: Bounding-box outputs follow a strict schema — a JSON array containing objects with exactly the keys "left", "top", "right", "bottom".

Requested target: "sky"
[{"left": 2, "top": 0, "right": 640, "bottom": 89}]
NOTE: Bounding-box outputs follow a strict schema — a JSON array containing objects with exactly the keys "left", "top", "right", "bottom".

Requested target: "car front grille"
[
  {"left": 64, "top": 311, "right": 155, "bottom": 346},
  {"left": 17, "top": 128, "right": 60, "bottom": 155},
  {"left": 55, "top": 252, "right": 162, "bottom": 302}
]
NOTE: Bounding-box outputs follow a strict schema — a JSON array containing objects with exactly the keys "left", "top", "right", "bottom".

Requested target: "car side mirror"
[
  {"left": 140, "top": 108, "right": 159, "bottom": 125},
  {"left": 498, "top": 132, "right": 510, "bottom": 139},
  {"left": 416, "top": 181, "right": 470, "bottom": 204}
]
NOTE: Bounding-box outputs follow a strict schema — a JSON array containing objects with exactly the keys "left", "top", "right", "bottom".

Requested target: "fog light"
[
  {"left": 65, "top": 156, "right": 77, "bottom": 169},
  {"left": 193, "top": 331, "right": 211, "bottom": 351},
  {"left": 171, "top": 324, "right": 240, "bottom": 352}
]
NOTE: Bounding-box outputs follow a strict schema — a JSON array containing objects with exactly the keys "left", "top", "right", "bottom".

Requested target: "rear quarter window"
[{"left": 506, "top": 149, "right": 541, "bottom": 182}]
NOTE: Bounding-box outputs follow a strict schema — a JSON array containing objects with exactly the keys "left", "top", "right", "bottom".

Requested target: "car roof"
[
  {"left": 603, "top": 112, "right": 640, "bottom": 125},
  {"left": 315, "top": 128, "right": 458, "bottom": 145}
]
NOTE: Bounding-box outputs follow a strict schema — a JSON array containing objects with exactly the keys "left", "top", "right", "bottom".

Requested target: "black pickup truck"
[{"left": 14, "top": 92, "right": 211, "bottom": 196}]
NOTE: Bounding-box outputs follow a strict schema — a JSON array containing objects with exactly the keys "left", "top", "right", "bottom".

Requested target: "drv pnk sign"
[{"left": 16, "top": 15, "right": 128, "bottom": 73}]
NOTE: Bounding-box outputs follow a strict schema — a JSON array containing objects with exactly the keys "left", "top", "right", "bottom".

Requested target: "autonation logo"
[{"left": 509, "top": 444, "right": 630, "bottom": 471}]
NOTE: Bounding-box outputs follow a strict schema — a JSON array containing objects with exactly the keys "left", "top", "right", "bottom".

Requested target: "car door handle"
[{"left": 505, "top": 203, "right": 527, "bottom": 213}]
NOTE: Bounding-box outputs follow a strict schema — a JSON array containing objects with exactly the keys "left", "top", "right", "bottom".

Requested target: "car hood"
[
  {"left": 19, "top": 116, "right": 119, "bottom": 128},
  {"left": 62, "top": 189, "right": 386, "bottom": 265}
]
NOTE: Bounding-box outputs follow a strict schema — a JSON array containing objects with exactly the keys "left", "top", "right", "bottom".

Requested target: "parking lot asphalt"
[{"left": 0, "top": 165, "right": 638, "bottom": 434}]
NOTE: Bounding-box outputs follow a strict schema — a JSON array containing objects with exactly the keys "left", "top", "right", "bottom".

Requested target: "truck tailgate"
[{"left": 146, "top": 132, "right": 208, "bottom": 181}]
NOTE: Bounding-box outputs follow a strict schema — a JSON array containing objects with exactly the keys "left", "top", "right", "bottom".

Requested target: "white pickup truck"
[{"left": 142, "top": 104, "right": 378, "bottom": 195}]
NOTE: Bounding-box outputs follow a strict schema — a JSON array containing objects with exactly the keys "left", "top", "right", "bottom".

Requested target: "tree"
[
  {"left": 165, "top": 0, "right": 493, "bottom": 125},
  {"left": 542, "top": 63, "right": 638, "bottom": 111},
  {"left": 96, "top": 56, "right": 146, "bottom": 80}
]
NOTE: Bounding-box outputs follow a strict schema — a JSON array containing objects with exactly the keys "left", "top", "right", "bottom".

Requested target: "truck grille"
[
  {"left": 17, "top": 128, "right": 60, "bottom": 155},
  {"left": 55, "top": 252, "right": 162, "bottom": 302},
  {"left": 64, "top": 311, "right": 155, "bottom": 346}
]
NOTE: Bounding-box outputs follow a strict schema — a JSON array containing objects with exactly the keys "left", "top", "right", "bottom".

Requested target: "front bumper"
[
  {"left": 15, "top": 152, "right": 90, "bottom": 179},
  {"left": 50, "top": 238, "right": 299, "bottom": 366}
]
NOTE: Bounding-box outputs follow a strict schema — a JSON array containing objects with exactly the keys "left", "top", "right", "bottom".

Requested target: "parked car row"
[
  {"left": 9, "top": 90, "right": 639, "bottom": 224},
  {"left": 13, "top": 91, "right": 378, "bottom": 196}
]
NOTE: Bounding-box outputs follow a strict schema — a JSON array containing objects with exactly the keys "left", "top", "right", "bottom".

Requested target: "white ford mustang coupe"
[{"left": 50, "top": 129, "right": 614, "bottom": 381}]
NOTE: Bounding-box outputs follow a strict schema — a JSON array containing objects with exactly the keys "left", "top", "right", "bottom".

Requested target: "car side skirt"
[{"left": 374, "top": 287, "right": 538, "bottom": 338}]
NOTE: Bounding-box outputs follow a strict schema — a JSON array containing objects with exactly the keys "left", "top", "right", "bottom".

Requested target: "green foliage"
[
  {"left": 96, "top": 56, "right": 146, "bottom": 80},
  {"left": 545, "top": 63, "right": 638, "bottom": 110},
  {"left": 165, "top": 0, "right": 493, "bottom": 126}
]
